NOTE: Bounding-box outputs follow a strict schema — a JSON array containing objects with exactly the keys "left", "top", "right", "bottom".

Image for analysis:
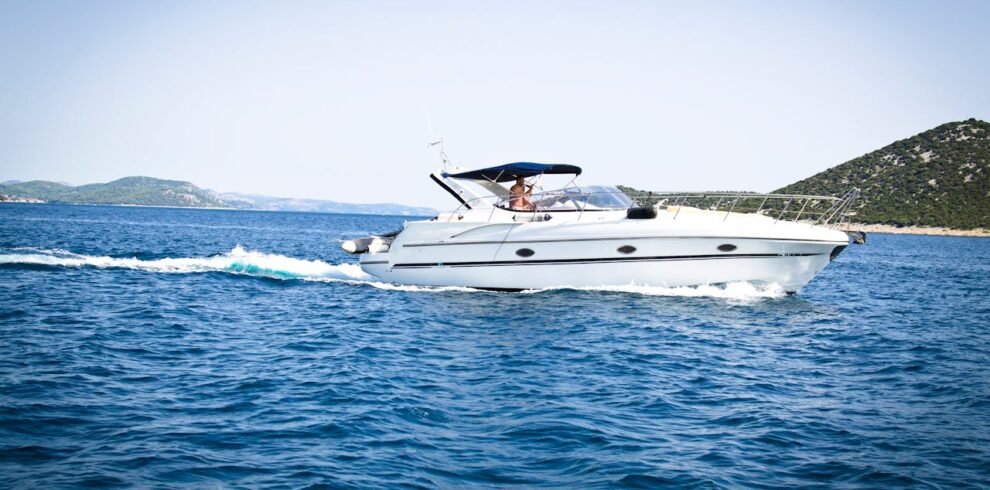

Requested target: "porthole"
[
  {"left": 717, "top": 244, "right": 737, "bottom": 252},
  {"left": 617, "top": 245, "right": 637, "bottom": 254},
  {"left": 515, "top": 248, "right": 535, "bottom": 257}
]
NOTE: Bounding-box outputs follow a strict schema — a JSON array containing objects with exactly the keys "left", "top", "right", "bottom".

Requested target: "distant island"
[
  {"left": 0, "top": 176, "right": 435, "bottom": 216},
  {"left": 622, "top": 118, "right": 990, "bottom": 234}
]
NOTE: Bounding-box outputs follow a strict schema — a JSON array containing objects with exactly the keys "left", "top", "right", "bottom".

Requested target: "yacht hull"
[
  {"left": 360, "top": 234, "right": 846, "bottom": 292},
  {"left": 348, "top": 166, "right": 858, "bottom": 293}
]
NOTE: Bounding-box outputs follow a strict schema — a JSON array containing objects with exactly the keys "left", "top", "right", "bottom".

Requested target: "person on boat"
[{"left": 509, "top": 176, "right": 534, "bottom": 210}]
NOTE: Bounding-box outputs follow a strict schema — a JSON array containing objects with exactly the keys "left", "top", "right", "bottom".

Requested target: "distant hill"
[
  {"left": 0, "top": 176, "right": 227, "bottom": 207},
  {"left": 621, "top": 119, "right": 990, "bottom": 230},
  {"left": 775, "top": 119, "right": 989, "bottom": 229},
  {"left": 0, "top": 176, "right": 436, "bottom": 216},
  {"left": 218, "top": 192, "right": 437, "bottom": 216}
]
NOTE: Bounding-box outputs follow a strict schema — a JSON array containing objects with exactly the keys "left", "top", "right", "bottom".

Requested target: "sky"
[{"left": 1, "top": 0, "right": 988, "bottom": 209}]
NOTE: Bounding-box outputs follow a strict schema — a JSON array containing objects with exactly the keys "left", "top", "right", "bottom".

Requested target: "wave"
[
  {"left": 0, "top": 245, "right": 370, "bottom": 282},
  {"left": 526, "top": 281, "right": 787, "bottom": 300},
  {"left": 0, "top": 246, "right": 786, "bottom": 299}
]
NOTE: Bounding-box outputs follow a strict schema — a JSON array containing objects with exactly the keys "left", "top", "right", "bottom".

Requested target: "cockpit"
[
  {"left": 435, "top": 162, "right": 636, "bottom": 212},
  {"left": 503, "top": 185, "right": 634, "bottom": 211}
]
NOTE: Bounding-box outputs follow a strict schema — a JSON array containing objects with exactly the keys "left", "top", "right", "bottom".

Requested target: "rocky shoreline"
[
  {"left": 0, "top": 194, "right": 45, "bottom": 203},
  {"left": 844, "top": 223, "right": 990, "bottom": 238}
]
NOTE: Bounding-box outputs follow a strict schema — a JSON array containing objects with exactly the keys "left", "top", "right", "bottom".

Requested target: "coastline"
[
  {"left": 0, "top": 200, "right": 434, "bottom": 217},
  {"left": 844, "top": 223, "right": 990, "bottom": 238},
  {"left": 4, "top": 201, "right": 987, "bottom": 236}
]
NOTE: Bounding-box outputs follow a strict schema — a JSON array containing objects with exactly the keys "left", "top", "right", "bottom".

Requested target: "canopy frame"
[{"left": 443, "top": 162, "right": 582, "bottom": 182}]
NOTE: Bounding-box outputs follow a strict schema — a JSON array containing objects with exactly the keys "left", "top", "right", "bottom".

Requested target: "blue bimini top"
[{"left": 444, "top": 162, "right": 582, "bottom": 182}]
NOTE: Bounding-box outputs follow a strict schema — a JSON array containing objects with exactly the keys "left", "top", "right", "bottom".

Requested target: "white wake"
[
  {"left": 526, "top": 282, "right": 787, "bottom": 300},
  {"left": 0, "top": 245, "right": 370, "bottom": 282},
  {"left": 0, "top": 246, "right": 787, "bottom": 299}
]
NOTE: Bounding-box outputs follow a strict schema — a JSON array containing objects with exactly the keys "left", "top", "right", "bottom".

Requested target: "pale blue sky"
[{"left": 2, "top": 0, "right": 988, "bottom": 208}]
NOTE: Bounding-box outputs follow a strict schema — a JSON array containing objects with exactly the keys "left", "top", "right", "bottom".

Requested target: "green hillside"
[
  {"left": 0, "top": 176, "right": 436, "bottom": 215},
  {"left": 0, "top": 176, "right": 227, "bottom": 208},
  {"left": 0, "top": 180, "right": 74, "bottom": 201},
  {"left": 621, "top": 119, "right": 989, "bottom": 230},
  {"left": 775, "top": 119, "right": 989, "bottom": 229}
]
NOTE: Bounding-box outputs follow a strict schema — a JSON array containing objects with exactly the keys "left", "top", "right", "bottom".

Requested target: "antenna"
[
  {"left": 429, "top": 137, "right": 450, "bottom": 170},
  {"left": 424, "top": 106, "right": 451, "bottom": 170}
]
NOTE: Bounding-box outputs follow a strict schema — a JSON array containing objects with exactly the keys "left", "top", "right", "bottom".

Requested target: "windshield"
[{"left": 526, "top": 185, "right": 635, "bottom": 211}]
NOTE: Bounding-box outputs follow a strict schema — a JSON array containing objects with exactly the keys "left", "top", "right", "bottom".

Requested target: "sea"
[{"left": 1, "top": 203, "right": 988, "bottom": 488}]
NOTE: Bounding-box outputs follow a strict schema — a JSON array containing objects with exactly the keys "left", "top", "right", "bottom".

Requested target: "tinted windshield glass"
[{"left": 528, "top": 186, "right": 634, "bottom": 210}]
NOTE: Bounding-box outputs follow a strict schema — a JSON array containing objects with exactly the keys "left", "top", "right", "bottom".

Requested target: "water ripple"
[{"left": 1, "top": 204, "right": 989, "bottom": 487}]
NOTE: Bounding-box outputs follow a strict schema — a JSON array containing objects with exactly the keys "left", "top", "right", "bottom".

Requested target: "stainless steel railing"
[
  {"left": 441, "top": 188, "right": 860, "bottom": 227},
  {"left": 648, "top": 189, "right": 860, "bottom": 226}
]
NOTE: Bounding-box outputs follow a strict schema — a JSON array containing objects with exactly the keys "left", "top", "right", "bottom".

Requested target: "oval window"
[
  {"left": 717, "top": 244, "right": 737, "bottom": 252},
  {"left": 515, "top": 248, "right": 535, "bottom": 257},
  {"left": 617, "top": 245, "right": 637, "bottom": 254}
]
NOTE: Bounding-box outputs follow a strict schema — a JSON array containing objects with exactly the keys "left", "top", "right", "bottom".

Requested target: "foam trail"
[
  {"left": 526, "top": 282, "right": 787, "bottom": 300},
  {"left": 0, "top": 247, "right": 787, "bottom": 299},
  {"left": 0, "top": 245, "right": 371, "bottom": 282}
]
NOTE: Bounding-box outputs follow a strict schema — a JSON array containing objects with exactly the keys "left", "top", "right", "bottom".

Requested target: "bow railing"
[
  {"left": 441, "top": 188, "right": 860, "bottom": 227},
  {"left": 647, "top": 189, "right": 860, "bottom": 226}
]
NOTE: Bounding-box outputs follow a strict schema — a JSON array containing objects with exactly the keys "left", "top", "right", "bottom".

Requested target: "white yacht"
[{"left": 343, "top": 163, "right": 858, "bottom": 292}]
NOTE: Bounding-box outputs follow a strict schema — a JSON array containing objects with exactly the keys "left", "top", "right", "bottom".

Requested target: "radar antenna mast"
[
  {"left": 424, "top": 107, "right": 451, "bottom": 170},
  {"left": 429, "top": 137, "right": 451, "bottom": 170}
]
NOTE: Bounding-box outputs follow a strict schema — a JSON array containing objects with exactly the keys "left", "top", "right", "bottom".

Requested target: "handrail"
[
  {"left": 633, "top": 190, "right": 860, "bottom": 227},
  {"left": 440, "top": 188, "right": 859, "bottom": 228},
  {"left": 774, "top": 198, "right": 794, "bottom": 224},
  {"left": 650, "top": 191, "right": 843, "bottom": 202}
]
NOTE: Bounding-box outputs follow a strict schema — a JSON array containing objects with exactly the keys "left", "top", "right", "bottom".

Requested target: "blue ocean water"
[{"left": 1, "top": 203, "right": 989, "bottom": 488}]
